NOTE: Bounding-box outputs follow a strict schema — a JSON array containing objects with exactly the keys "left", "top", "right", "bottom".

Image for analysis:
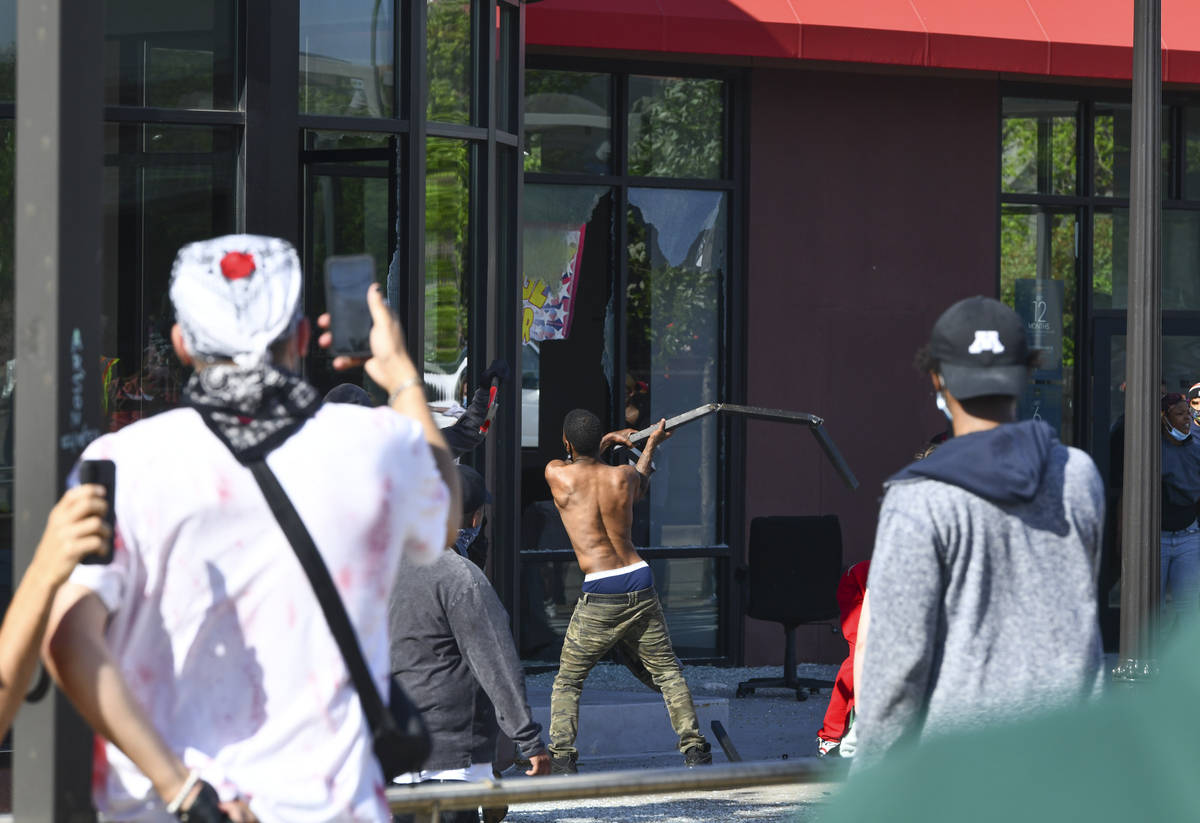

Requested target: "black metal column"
[
  {"left": 1115, "top": 0, "right": 1162, "bottom": 682},
  {"left": 13, "top": 0, "right": 105, "bottom": 817},
  {"left": 243, "top": 0, "right": 300, "bottom": 245}
]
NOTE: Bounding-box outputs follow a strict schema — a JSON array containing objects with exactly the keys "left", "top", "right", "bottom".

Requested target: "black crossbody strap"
[{"left": 246, "top": 460, "right": 391, "bottom": 736}]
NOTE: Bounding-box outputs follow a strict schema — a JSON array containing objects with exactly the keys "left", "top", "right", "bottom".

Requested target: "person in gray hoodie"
[{"left": 853, "top": 296, "right": 1106, "bottom": 771}]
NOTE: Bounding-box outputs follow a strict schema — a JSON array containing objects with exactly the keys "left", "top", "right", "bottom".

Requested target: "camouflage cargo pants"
[{"left": 549, "top": 587, "right": 707, "bottom": 759}]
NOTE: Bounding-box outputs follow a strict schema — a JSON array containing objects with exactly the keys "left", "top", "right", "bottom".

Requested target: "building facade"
[{"left": 4, "top": 6, "right": 1200, "bottom": 752}]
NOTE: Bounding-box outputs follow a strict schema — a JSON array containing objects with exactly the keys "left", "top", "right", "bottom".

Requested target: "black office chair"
[{"left": 736, "top": 515, "right": 843, "bottom": 701}]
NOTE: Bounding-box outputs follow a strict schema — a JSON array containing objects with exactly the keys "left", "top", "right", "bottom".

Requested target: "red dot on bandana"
[{"left": 220, "top": 251, "right": 256, "bottom": 281}]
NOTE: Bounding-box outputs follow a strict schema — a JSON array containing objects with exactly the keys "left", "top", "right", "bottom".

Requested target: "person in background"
[
  {"left": 816, "top": 561, "right": 869, "bottom": 758},
  {"left": 43, "top": 235, "right": 458, "bottom": 822},
  {"left": 453, "top": 464, "right": 492, "bottom": 571},
  {"left": 390, "top": 464, "right": 550, "bottom": 823},
  {"left": 1159, "top": 392, "right": 1200, "bottom": 632},
  {"left": 853, "top": 296, "right": 1105, "bottom": 771},
  {"left": 0, "top": 486, "right": 109, "bottom": 738},
  {"left": 828, "top": 433, "right": 946, "bottom": 759},
  {"left": 1188, "top": 382, "right": 1200, "bottom": 426}
]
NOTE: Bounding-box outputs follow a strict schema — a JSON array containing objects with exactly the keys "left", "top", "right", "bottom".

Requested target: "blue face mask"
[{"left": 1168, "top": 424, "right": 1191, "bottom": 443}]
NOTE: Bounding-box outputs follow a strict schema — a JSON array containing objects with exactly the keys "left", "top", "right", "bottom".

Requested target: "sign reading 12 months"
[{"left": 1014, "top": 278, "right": 1064, "bottom": 380}]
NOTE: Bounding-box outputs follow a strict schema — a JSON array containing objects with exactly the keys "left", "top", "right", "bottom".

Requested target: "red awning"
[{"left": 526, "top": 0, "right": 1200, "bottom": 85}]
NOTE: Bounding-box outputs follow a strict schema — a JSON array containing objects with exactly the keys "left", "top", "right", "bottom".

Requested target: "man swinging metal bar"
[{"left": 620, "top": 402, "right": 859, "bottom": 491}]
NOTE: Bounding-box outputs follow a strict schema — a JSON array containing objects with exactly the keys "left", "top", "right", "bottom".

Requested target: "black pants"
[{"left": 392, "top": 780, "right": 480, "bottom": 823}]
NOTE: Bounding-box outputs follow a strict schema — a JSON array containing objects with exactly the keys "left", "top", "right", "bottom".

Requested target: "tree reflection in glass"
[
  {"left": 299, "top": 0, "right": 395, "bottom": 117},
  {"left": 628, "top": 76, "right": 723, "bottom": 179},
  {"left": 626, "top": 189, "right": 726, "bottom": 547},
  {"left": 427, "top": 0, "right": 473, "bottom": 125},
  {"left": 424, "top": 137, "right": 471, "bottom": 406}
]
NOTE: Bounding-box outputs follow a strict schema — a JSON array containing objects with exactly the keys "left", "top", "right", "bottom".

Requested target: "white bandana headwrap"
[{"left": 169, "top": 234, "right": 303, "bottom": 368}]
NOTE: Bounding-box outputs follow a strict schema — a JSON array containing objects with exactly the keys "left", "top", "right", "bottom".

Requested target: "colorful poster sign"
[{"left": 523, "top": 223, "right": 585, "bottom": 343}]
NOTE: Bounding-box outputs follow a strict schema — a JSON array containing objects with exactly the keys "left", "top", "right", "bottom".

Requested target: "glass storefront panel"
[
  {"left": 424, "top": 137, "right": 471, "bottom": 407},
  {"left": 427, "top": 0, "right": 473, "bottom": 125},
  {"left": 303, "top": 131, "right": 394, "bottom": 396},
  {"left": 105, "top": 1, "right": 238, "bottom": 109},
  {"left": 521, "top": 184, "right": 613, "bottom": 451},
  {"left": 1093, "top": 103, "right": 1170, "bottom": 198},
  {"left": 102, "top": 124, "right": 238, "bottom": 430},
  {"left": 519, "top": 554, "right": 721, "bottom": 661},
  {"left": 626, "top": 188, "right": 726, "bottom": 547},
  {"left": 0, "top": 0, "right": 12, "bottom": 101},
  {"left": 299, "top": 0, "right": 395, "bottom": 118},
  {"left": 1094, "top": 209, "right": 1200, "bottom": 311},
  {"left": 524, "top": 70, "right": 612, "bottom": 175},
  {"left": 628, "top": 76, "right": 724, "bottom": 179},
  {"left": 999, "top": 206, "right": 1077, "bottom": 444},
  {"left": 1000, "top": 98, "right": 1077, "bottom": 196},
  {"left": 1184, "top": 106, "right": 1200, "bottom": 200}
]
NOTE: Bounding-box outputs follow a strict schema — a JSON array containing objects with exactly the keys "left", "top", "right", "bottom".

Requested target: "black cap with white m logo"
[{"left": 928, "top": 296, "right": 1030, "bottom": 400}]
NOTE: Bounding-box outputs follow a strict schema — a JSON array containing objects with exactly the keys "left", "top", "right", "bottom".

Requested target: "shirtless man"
[{"left": 543, "top": 408, "right": 711, "bottom": 774}]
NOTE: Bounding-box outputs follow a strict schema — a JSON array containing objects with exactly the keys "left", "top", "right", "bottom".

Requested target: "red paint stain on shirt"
[
  {"left": 91, "top": 734, "right": 108, "bottom": 794},
  {"left": 337, "top": 566, "right": 353, "bottom": 591},
  {"left": 136, "top": 664, "right": 157, "bottom": 686},
  {"left": 365, "top": 497, "right": 391, "bottom": 560}
]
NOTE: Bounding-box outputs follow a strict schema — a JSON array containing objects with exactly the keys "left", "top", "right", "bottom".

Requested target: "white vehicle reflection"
[{"left": 422, "top": 343, "right": 540, "bottom": 448}]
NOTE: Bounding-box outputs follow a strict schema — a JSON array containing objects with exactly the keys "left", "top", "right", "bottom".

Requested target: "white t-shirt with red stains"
[{"left": 68, "top": 403, "right": 449, "bottom": 823}]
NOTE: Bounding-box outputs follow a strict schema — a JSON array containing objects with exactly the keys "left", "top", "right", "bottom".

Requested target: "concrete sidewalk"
[{"left": 500, "top": 662, "right": 846, "bottom": 822}]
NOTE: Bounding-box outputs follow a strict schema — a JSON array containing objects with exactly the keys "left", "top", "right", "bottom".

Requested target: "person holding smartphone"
[
  {"left": 0, "top": 485, "right": 109, "bottom": 738},
  {"left": 43, "top": 235, "right": 460, "bottom": 823}
]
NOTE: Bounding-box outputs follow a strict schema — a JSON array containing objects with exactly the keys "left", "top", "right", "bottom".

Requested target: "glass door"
[{"left": 1091, "top": 316, "right": 1200, "bottom": 648}]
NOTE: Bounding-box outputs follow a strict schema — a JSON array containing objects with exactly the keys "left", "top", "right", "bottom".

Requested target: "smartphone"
[
  {"left": 77, "top": 459, "right": 115, "bottom": 566},
  {"left": 324, "top": 254, "right": 376, "bottom": 358}
]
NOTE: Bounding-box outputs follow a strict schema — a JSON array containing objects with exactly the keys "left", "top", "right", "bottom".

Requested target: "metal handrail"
[{"left": 387, "top": 760, "right": 845, "bottom": 821}]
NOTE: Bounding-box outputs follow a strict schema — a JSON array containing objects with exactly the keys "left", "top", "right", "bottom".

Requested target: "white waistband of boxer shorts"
[{"left": 583, "top": 560, "right": 649, "bottom": 582}]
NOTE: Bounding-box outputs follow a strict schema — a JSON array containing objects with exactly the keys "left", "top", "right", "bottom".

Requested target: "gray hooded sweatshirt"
[{"left": 854, "top": 420, "right": 1106, "bottom": 771}]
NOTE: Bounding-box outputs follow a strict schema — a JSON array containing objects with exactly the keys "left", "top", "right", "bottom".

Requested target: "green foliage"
[
  {"left": 998, "top": 209, "right": 1077, "bottom": 370},
  {"left": 426, "top": 0, "right": 471, "bottom": 125},
  {"left": 425, "top": 137, "right": 470, "bottom": 369},
  {"left": 1000, "top": 112, "right": 1076, "bottom": 195},
  {"left": 625, "top": 202, "right": 721, "bottom": 371},
  {"left": 629, "top": 77, "right": 723, "bottom": 179}
]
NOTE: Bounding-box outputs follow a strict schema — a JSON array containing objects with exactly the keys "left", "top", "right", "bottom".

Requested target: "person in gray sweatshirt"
[
  {"left": 853, "top": 296, "right": 1106, "bottom": 771},
  {"left": 390, "top": 464, "right": 550, "bottom": 822}
]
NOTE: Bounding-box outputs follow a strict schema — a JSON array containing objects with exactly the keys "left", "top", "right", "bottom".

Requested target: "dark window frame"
[{"left": 522, "top": 55, "right": 747, "bottom": 663}]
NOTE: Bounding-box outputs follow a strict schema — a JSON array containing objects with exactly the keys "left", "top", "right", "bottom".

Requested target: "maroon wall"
[{"left": 743, "top": 68, "right": 999, "bottom": 665}]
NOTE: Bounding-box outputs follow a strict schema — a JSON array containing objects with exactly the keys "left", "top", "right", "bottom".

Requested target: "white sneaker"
[{"left": 816, "top": 736, "right": 840, "bottom": 757}]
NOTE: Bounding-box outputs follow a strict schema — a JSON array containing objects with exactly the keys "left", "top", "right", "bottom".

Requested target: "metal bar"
[
  {"left": 387, "top": 761, "right": 842, "bottom": 813},
  {"left": 525, "top": 172, "right": 736, "bottom": 190},
  {"left": 297, "top": 114, "right": 411, "bottom": 134},
  {"left": 103, "top": 107, "right": 246, "bottom": 125},
  {"left": 425, "top": 122, "right": 490, "bottom": 141},
  {"left": 623, "top": 403, "right": 857, "bottom": 490},
  {"left": 14, "top": 0, "right": 106, "bottom": 816},
  {"left": 1116, "top": 0, "right": 1162, "bottom": 682},
  {"left": 710, "top": 720, "right": 743, "bottom": 762}
]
